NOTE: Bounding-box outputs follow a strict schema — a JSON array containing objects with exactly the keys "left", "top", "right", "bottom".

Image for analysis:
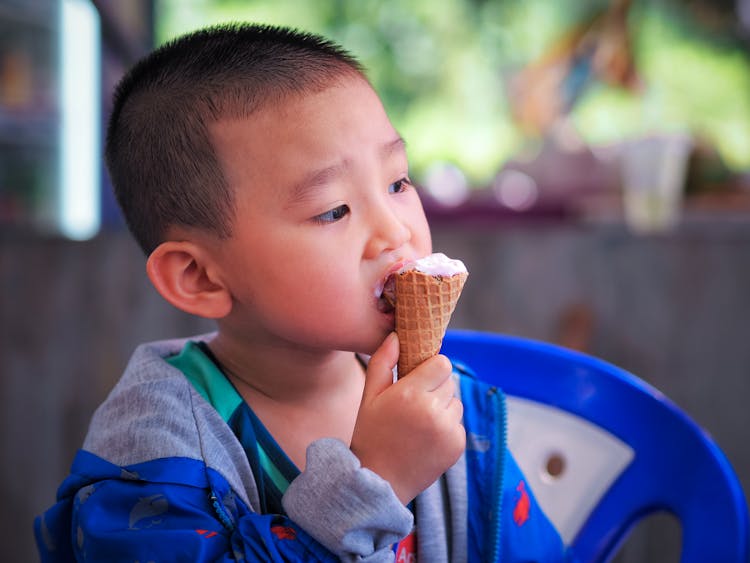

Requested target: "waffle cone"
[{"left": 394, "top": 270, "right": 468, "bottom": 377}]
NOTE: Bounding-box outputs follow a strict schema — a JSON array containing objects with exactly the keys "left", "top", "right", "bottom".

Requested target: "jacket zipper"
[{"left": 489, "top": 387, "right": 507, "bottom": 562}]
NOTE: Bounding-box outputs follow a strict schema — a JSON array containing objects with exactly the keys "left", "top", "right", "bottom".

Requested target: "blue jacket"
[{"left": 35, "top": 337, "right": 566, "bottom": 561}]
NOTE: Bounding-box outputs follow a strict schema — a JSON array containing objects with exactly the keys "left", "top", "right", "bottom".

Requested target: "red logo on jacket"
[
  {"left": 271, "top": 525, "right": 297, "bottom": 540},
  {"left": 513, "top": 480, "right": 530, "bottom": 526}
]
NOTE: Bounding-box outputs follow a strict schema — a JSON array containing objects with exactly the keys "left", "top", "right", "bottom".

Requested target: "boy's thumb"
[{"left": 363, "top": 332, "right": 399, "bottom": 399}]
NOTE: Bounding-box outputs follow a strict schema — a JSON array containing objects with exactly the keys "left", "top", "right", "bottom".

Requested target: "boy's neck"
[
  {"left": 206, "top": 330, "right": 365, "bottom": 407},
  {"left": 206, "top": 331, "right": 366, "bottom": 470}
]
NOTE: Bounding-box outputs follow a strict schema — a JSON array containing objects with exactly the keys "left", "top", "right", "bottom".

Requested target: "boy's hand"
[{"left": 350, "top": 332, "right": 465, "bottom": 505}]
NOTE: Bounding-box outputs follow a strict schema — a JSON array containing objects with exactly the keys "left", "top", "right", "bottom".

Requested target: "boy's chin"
[{"left": 345, "top": 332, "right": 391, "bottom": 357}]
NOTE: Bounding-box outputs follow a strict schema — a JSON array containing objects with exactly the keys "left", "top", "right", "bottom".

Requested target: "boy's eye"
[
  {"left": 313, "top": 204, "right": 350, "bottom": 224},
  {"left": 389, "top": 177, "right": 412, "bottom": 194}
]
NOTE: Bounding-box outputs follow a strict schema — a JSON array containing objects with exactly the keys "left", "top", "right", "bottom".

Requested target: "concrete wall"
[{"left": 3, "top": 218, "right": 748, "bottom": 561}]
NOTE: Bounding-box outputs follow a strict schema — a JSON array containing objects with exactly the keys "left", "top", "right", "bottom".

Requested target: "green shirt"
[{"left": 167, "top": 340, "right": 299, "bottom": 514}]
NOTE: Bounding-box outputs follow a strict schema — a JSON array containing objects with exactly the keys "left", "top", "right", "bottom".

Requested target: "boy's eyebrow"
[
  {"left": 286, "top": 135, "right": 407, "bottom": 206},
  {"left": 287, "top": 162, "right": 348, "bottom": 207},
  {"left": 382, "top": 135, "right": 406, "bottom": 158}
]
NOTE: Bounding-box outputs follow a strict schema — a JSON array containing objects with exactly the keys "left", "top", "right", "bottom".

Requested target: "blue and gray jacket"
[{"left": 35, "top": 336, "right": 566, "bottom": 561}]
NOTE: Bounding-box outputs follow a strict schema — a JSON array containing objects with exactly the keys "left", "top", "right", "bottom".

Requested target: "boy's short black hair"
[{"left": 106, "top": 23, "right": 365, "bottom": 255}]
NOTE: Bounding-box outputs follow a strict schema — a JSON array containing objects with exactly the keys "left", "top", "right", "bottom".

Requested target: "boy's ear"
[{"left": 146, "top": 241, "right": 232, "bottom": 319}]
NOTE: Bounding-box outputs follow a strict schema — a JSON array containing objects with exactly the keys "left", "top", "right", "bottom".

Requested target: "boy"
[{"left": 35, "top": 23, "right": 566, "bottom": 561}]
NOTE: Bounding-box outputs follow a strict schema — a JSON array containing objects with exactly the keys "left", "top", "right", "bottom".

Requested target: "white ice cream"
[
  {"left": 378, "top": 252, "right": 467, "bottom": 307},
  {"left": 399, "top": 252, "right": 467, "bottom": 276}
]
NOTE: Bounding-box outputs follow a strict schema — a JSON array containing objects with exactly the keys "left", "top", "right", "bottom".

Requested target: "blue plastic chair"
[{"left": 441, "top": 329, "right": 749, "bottom": 562}]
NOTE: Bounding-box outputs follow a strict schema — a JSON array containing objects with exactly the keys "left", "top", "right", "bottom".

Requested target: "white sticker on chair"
[{"left": 506, "top": 396, "right": 635, "bottom": 545}]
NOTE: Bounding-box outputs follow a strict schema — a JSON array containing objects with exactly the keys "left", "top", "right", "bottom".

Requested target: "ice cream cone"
[{"left": 394, "top": 269, "right": 468, "bottom": 377}]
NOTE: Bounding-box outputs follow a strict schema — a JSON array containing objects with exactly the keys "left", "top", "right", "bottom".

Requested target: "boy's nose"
[{"left": 364, "top": 202, "right": 411, "bottom": 258}]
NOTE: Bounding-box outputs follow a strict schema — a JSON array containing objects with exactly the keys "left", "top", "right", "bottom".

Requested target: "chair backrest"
[{"left": 441, "top": 329, "right": 749, "bottom": 563}]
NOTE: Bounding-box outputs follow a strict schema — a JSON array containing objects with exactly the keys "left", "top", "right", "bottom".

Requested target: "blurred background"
[{"left": 2, "top": 0, "right": 749, "bottom": 560}]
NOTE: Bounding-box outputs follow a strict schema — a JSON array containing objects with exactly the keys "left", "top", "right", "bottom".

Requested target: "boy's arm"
[
  {"left": 283, "top": 438, "right": 413, "bottom": 559},
  {"left": 285, "top": 332, "right": 461, "bottom": 558},
  {"left": 348, "top": 332, "right": 466, "bottom": 504},
  {"left": 284, "top": 331, "right": 465, "bottom": 560}
]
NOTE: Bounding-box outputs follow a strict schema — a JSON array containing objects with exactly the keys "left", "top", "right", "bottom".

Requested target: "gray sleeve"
[{"left": 282, "top": 438, "right": 413, "bottom": 562}]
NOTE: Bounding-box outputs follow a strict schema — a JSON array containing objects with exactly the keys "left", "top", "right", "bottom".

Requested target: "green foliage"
[
  {"left": 574, "top": 4, "right": 750, "bottom": 169},
  {"left": 155, "top": 0, "right": 750, "bottom": 186}
]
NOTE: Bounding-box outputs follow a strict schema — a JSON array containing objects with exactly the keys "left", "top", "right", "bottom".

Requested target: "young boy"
[{"left": 35, "top": 23, "right": 566, "bottom": 562}]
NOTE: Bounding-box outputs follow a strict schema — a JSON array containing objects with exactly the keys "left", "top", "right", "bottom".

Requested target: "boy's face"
[{"left": 208, "top": 76, "right": 432, "bottom": 355}]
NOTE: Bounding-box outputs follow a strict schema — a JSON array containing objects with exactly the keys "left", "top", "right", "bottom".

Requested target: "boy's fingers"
[
  {"left": 408, "top": 354, "right": 454, "bottom": 392},
  {"left": 432, "top": 373, "right": 457, "bottom": 407},
  {"left": 362, "top": 332, "right": 399, "bottom": 400}
]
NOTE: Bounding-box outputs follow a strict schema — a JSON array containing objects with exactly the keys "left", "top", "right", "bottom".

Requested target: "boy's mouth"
[{"left": 376, "top": 274, "right": 397, "bottom": 314}]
